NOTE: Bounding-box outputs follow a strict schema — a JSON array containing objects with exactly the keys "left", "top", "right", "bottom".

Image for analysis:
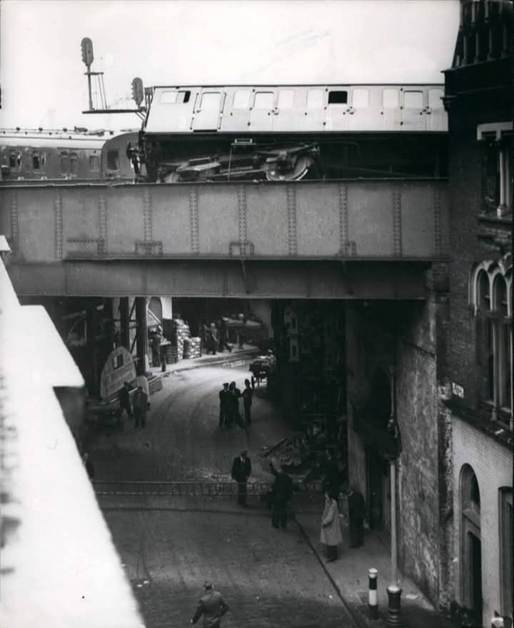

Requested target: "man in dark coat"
[
  {"left": 231, "top": 450, "right": 251, "bottom": 506},
  {"left": 133, "top": 385, "right": 148, "bottom": 429},
  {"left": 117, "top": 381, "right": 132, "bottom": 419},
  {"left": 348, "top": 486, "right": 366, "bottom": 547},
  {"left": 190, "top": 582, "right": 229, "bottom": 628},
  {"left": 228, "top": 381, "right": 242, "bottom": 428},
  {"left": 242, "top": 379, "right": 253, "bottom": 426},
  {"left": 218, "top": 382, "right": 230, "bottom": 429},
  {"left": 270, "top": 461, "right": 294, "bottom": 529}
]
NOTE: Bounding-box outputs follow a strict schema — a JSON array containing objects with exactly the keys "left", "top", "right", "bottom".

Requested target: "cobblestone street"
[
  {"left": 88, "top": 364, "right": 291, "bottom": 482},
  {"left": 91, "top": 364, "right": 357, "bottom": 627},
  {"left": 104, "top": 506, "right": 356, "bottom": 628}
]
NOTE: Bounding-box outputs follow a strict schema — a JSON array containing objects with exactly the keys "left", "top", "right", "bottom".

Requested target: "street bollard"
[
  {"left": 368, "top": 568, "right": 379, "bottom": 619},
  {"left": 386, "top": 585, "right": 402, "bottom": 627}
]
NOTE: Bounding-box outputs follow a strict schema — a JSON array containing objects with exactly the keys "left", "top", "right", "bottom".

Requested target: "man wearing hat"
[
  {"left": 191, "top": 582, "right": 229, "bottom": 627},
  {"left": 231, "top": 450, "right": 251, "bottom": 506}
]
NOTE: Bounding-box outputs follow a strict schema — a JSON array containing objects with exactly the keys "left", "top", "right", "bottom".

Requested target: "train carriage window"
[
  {"left": 254, "top": 92, "right": 274, "bottom": 109},
  {"left": 383, "top": 88, "right": 399, "bottom": 108},
  {"left": 32, "top": 152, "right": 40, "bottom": 170},
  {"left": 89, "top": 155, "right": 100, "bottom": 171},
  {"left": 233, "top": 90, "right": 251, "bottom": 109},
  {"left": 352, "top": 89, "right": 369, "bottom": 108},
  {"left": 60, "top": 152, "right": 69, "bottom": 173},
  {"left": 160, "top": 91, "right": 177, "bottom": 104},
  {"left": 404, "top": 91, "right": 424, "bottom": 109},
  {"left": 307, "top": 89, "right": 324, "bottom": 109},
  {"left": 70, "top": 153, "right": 78, "bottom": 175},
  {"left": 328, "top": 90, "right": 348, "bottom": 105},
  {"left": 160, "top": 90, "right": 190, "bottom": 104},
  {"left": 428, "top": 89, "right": 443, "bottom": 109},
  {"left": 200, "top": 92, "right": 221, "bottom": 110},
  {"left": 278, "top": 90, "right": 294, "bottom": 109},
  {"left": 9, "top": 152, "right": 17, "bottom": 168},
  {"left": 107, "top": 149, "right": 120, "bottom": 171}
]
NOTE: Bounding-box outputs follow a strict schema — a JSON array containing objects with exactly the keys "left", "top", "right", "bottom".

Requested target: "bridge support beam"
[
  {"left": 135, "top": 297, "right": 147, "bottom": 376},
  {"left": 119, "top": 297, "right": 130, "bottom": 350}
]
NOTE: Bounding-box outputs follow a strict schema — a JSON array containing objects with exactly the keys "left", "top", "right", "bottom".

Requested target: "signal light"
[
  {"left": 131, "top": 77, "right": 144, "bottom": 107},
  {"left": 81, "top": 37, "right": 94, "bottom": 67}
]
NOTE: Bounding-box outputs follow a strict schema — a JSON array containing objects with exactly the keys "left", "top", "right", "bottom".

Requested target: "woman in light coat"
[{"left": 320, "top": 491, "right": 342, "bottom": 562}]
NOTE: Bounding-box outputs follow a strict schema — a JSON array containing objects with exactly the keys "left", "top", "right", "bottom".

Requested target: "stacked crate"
[{"left": 165, "top": 344, "right": 179, "bottom": 364}]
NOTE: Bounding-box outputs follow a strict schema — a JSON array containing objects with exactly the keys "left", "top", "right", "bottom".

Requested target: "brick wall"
[{"left": 396, "top": 299, "right": 440, "bottom": 603}]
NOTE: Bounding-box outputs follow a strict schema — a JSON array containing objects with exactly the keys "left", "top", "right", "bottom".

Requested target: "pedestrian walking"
[
  {"left": 228, "top": 381, "right": 243, "bottom": 428},
  {"left": 133, "top": 385, "right": 148, "bottom": 429},
  {"left": 320, "top": 491, "right": 342, "bottom": 562},
  {"left": 242, "top": 379, "right": 253, "bottom": 426},
  {"left": 231, "top": 450, "right": 251, "bottom": 506},
  {"left": 218, "top": 382, "right": 230, "bottom": 428},
  {"left": 190, "top": 582, "right": 229, "bottom": 627},
  {"left": 117, "top": 381, "right": 132, "bottom": 420},
  {"left": 269, "top": 461, "right": 294, "bottom": 529},
  {"left": 348, "top": 486, "right": 366, "bottom": 548}
]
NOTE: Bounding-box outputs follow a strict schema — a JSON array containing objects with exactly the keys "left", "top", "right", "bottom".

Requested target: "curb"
[{"left": 294, "top": 517, "right": 380, "bottom": 628}]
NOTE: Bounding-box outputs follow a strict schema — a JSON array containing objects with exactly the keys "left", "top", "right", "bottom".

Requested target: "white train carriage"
[{"left": 144, "top": 84, "right": 447, "bottom": 135}]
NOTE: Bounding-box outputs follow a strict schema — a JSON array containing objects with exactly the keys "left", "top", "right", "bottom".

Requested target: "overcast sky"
[{"left": 1, "top": 0, "right": 460, "bottom": 130}]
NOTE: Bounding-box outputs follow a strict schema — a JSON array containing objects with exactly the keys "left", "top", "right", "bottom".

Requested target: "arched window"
[
  {"left": 460, "top": 465, "right": 482, "bottom": 621},
  {"left": 471, "top": 258, "right": 512, "bottom": 426}
]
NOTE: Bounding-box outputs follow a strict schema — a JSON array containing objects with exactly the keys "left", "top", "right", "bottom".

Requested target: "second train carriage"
[
  {"left": 140, "top": 83, "right": 448, "bottom": 183},
  {"left": 0, "top": 128, "right": 140, "bottom": 182}
]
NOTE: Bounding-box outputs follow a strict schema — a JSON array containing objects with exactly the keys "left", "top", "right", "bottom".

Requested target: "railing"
[{"left": 94, "top": 479, "right": 323, "bottom": 497}]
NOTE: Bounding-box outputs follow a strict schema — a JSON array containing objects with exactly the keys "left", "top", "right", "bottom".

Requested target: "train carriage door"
[
  {"left": 272, "top": 89, "right": 297, "bottom": 131},
  {"left": 381, "top": 88, "right": 401, "bottom": 130},
  {"left": 301, "top": 88, "right": 325, "bottom": 131},
  {"left": 325, "top": 88, "right": 349, "bottom": 131},
  {"left": 249, "top": 91, "right": 275, "bottom": 132},
  {"left": 348, "top": 88, "right": 377, "bottom": 131},
  {"left": 222, "top": 89, "right": 251, "bottom": 132},
  {"left": 192, "top": 90, "right": 225, "bottom": 132},
  {"left": 401, "top": 89, "right": 426, "bottom": 130},
  {"left": 426, "top": 88, "right": 446, "bottom": 132}
]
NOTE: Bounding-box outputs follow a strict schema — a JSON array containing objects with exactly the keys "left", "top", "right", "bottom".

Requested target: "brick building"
[{"left": 442, "top": 0, "right": 513, "bottom": 625}]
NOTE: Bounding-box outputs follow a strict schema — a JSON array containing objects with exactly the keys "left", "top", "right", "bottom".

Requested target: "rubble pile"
[{"left": 183, "top": 336, "right": 201, "bottom": 359}]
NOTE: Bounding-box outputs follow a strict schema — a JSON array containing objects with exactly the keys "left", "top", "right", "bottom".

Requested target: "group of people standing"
[
  {"left": 218, "top": 379, "right": 253, "bottom": 429},
  {"left": 230, "top": 451, "right": 294, "bottom": 530},
  {"left": 320, "top": 486, "right": 366, "bottom": 562}
]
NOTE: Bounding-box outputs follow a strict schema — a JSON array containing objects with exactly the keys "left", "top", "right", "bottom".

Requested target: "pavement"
[
  {"left": 87, "top": 355, "right": 455, "bottom": 628},
  {"left": 296, "top": 514, "right": 455, "bottom": 628}
]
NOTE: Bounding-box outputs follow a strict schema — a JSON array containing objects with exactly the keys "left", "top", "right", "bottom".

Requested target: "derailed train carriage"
[{"left": 139, "top": 83, "right": 448, "bottom": 183}]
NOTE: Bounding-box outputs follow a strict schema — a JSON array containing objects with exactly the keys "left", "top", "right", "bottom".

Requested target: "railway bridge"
[{"left": 0, "top": 178, "right": 448, "bottom": 299}]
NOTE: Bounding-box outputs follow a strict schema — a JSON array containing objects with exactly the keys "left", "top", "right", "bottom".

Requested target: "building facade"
[{"left": 443, "top": 1, "right": 513, "bottom": 625}]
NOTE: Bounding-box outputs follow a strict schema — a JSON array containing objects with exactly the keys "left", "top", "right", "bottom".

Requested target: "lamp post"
[{"left": 387, "top": 364, "right": 402, "bottom": 627}]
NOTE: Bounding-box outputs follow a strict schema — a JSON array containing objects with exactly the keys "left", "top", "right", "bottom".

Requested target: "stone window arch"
[{"left": 470, "top": 255, "right": 512, "bottom": 426}]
